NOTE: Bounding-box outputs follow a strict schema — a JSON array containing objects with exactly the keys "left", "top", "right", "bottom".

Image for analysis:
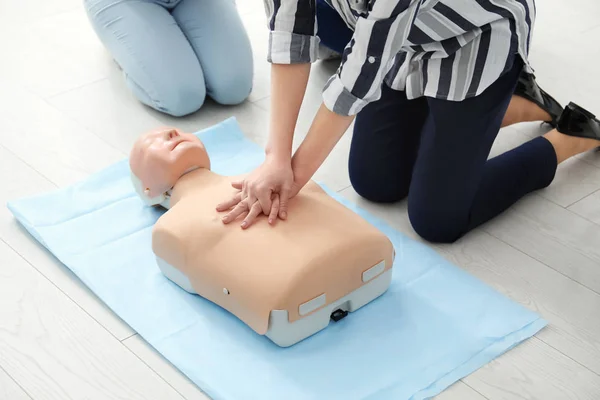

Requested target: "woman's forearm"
[
  {"left": 292, "top": 103, "right": 355, "bottom": 187},
  {"left": 265, "top": 63, "right": 311, "bottom": 162}
]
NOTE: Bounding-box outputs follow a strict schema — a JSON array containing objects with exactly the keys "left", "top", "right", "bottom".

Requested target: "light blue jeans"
[{"left": 84, "top": 0, "right": 253, "bottom": 116}]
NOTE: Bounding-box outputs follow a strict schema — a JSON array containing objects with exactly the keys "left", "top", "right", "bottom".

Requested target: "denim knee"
[
  {"left": 129, "top": 74, "right": 207, "bottom": 117},
  {"left": 208, "top": 68, "right": 253, "bottom": 105},
  {"left": 159, "top": 86, "right": 206, "bottom": 117}
]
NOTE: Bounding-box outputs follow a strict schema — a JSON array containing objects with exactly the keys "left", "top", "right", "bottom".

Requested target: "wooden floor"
[{"left": 1, "top": 0, "right": 600, "bottom": 398}]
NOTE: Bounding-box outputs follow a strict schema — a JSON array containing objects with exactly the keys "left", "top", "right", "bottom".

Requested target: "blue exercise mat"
[{"left": 7, "top": 117, "right": 546, "bottom": 400}]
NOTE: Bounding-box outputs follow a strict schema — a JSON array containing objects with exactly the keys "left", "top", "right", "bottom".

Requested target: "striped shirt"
[{"left": 264, "top": 0, "right": 536, "bottom": 116}]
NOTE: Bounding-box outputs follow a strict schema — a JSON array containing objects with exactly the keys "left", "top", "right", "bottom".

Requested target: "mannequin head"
[{"left": 129, "top": 127, "right": 210, "bottom": 207}]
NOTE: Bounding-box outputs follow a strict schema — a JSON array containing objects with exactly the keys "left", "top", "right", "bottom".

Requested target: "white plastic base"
[
  {"left": 156, "top": 257, "right": 393, "bottom": 347},
  {"left": 156, "top": 257, "right": 196, "bottom": 294},
  {"left": 266, "top": 268, "right": 392, "bottom": 347}
]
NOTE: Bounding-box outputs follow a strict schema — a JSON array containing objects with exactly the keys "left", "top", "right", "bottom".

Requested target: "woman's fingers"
[
  {"left": 221, "top": 200, "right": 248, "bottom": 224},
  {"left": 241, "top": 202, "right": 262, "bottom": 229},
  {"left": 256, "top": 188, "right": 273, "bottom": 215},
  {"left": 268, "top": 195, "right": 280, "bottom": 225},
  {"left": 216, "top": 192, "right": 242, "bottom": 212},
  {"left": 231, "top": 181, "right": 243, "bottom": 190},
  {"left": 278, "top": 186, "right": 291, "bottom": 220}
]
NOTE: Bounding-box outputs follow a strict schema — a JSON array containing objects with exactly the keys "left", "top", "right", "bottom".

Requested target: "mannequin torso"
[{"left": 152, "top": 168, "right": 394, "bottom": 335}]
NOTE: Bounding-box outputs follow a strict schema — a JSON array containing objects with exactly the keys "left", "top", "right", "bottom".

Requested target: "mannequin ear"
[{"left": 130, "top": 172, "right": 169, "bottom": 207}]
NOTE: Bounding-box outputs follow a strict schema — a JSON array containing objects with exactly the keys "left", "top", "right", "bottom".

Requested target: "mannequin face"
[{"left": 129, "top": 128, "right": 210, "bottom": 198}]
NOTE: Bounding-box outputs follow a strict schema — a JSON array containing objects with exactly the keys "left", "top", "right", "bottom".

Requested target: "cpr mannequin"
[{"left": 129, "top": 127, "right": 395, "bottom": 347}]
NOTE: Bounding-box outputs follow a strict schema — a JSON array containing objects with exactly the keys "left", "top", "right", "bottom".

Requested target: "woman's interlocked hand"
[{"left": 216, "top": 156, "right": 298, "bottom": 228}]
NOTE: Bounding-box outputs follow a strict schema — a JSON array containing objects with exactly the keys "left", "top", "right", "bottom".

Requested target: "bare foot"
[{"left": 502, "top": 95, "right": 553, "bottom": 127}]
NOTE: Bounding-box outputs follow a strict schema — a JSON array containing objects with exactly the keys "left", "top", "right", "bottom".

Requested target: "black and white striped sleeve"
[
  {"left": 264, "top": 0, "right": 319, "bottom": 64},
  {"left": 323, "top": 0, "right": 422, "bottom": 116}
]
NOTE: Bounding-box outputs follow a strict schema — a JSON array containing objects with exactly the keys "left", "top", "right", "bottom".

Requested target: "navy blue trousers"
[{"left": 316, "top": 0, "right": 558, "bottom": 243}]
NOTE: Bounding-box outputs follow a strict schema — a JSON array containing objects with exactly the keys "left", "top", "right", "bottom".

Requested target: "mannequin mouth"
[{"left": 172, "top": 139, "right": 193, "bottom": 151}]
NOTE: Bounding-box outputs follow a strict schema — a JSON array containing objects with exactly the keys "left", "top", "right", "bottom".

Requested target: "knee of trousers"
[
  {"left": 407, "top": 202, "right": 466, "bottom": 244},
  {"left": 135, "top": 75, "right": 207, "bottom": 117},
  {"left": 348, "top": 167, "right": 409, "bottom": 204},
  {"left": 207, "top": 65, "right": 253, "bottom": 106}
]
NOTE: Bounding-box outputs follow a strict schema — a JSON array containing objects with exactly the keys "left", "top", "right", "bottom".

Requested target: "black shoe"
[
  {"left": 514, "top": 70, "right": 563, "bottom": 127},
  {"left": 556, "top": 102, "right": 600, "bottom": 141}
]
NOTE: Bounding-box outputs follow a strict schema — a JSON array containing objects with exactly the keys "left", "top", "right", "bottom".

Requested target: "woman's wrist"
[
  {"left": 265, "top": 145, "right": 292, "bottom": 164},
  {"left": 290, "top": 159, "right": 313, "bottom": 189},
  {"left": 291, "top": 103, "right": 355, "bottom": 186}
]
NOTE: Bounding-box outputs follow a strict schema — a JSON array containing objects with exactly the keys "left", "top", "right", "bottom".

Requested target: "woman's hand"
[{"left": 216, "top": 156, "right": 299, "bottom": 228}]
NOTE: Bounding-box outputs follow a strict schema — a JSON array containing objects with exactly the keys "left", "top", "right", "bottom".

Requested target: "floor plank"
[
  {"left": 484, "top": 194, "right": 600, "bottom": 295},
  {"left": 0, "top": 79, "right": 124, "bottom": 187},
  {"left": 465, "top": 338, "right": 600, "bottom": 400},
  {"left": 123, "top": 335, "right": 210, "bottom": 400},
  {"left": 0, "top": 239, "right": 185, "bottom": 400},
  {"left": 0, "top": 0, "right": 80, "bottom": 31},
  {"left": 0, "top": 367, "right": 31, "bottom": 400},
  {"left": 569, "top": 190, "right": 600, "bottom": 225},
  {"left": 0, "top": 8, "right": 112, "bottom": 98},
  {"left": 0, "top": 145, "right": 134, "bottom": 340}
]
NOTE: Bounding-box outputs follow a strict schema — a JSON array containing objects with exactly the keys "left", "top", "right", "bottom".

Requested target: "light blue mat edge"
[{"left": 6, "top": 117, "right": 547, "bottom": 399}]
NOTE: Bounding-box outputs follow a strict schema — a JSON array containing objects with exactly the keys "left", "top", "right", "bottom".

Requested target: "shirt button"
[{"left": 368, "top": 56, "right": 376, "bottom": 63}]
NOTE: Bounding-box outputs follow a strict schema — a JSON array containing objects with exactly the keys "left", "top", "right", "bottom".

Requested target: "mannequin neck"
[{"left": 170, "top": 167, "right": 221, "bottom": 206}]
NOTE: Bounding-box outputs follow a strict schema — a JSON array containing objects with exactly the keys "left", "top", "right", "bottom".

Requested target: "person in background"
[
  {"left": 84, "top": 0, "right": 253, "bottom": 117},
  {"left": 217, "top": 0, "right": 600, "bottom": 243}
]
